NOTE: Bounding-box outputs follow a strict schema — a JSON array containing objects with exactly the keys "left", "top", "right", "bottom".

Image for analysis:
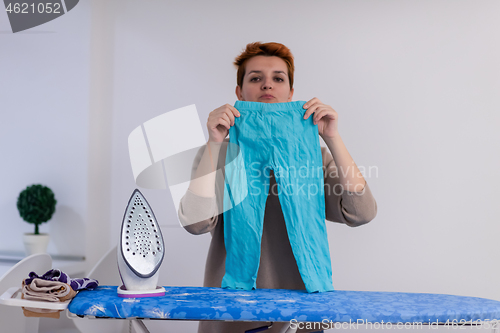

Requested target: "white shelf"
[
  {"left": 0, "top": 287, "right": 70, "bottom": 310},
  {"left": 0, "top": 255, "right": 86, "bottom": 278}
]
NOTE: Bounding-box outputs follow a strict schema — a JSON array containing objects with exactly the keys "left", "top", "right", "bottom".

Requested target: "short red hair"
[{"left": 234, "top": 42, "right": 294, "bottom": 90}]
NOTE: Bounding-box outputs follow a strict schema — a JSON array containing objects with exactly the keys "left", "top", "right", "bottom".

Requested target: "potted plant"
[{"left": 17, "top": 184, "right": 57, "bottom": 255}]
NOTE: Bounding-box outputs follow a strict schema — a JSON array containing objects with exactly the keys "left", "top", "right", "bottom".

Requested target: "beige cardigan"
[{"left": 178, "top": 138, "right": 377, "bottom": 333}]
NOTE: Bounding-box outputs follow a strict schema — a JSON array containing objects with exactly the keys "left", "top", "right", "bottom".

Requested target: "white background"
[{"left": 1, "top": 1, "right": 499, "bottom": 332}]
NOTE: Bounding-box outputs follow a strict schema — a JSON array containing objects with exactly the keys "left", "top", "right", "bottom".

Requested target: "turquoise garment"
[{"left": 221, "top": 100, "right": 334, "bottom": 293}]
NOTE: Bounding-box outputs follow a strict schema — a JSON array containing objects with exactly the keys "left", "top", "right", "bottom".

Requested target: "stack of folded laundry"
[{"left": 21, "top": 269, "right": 98, "bottom": 319}]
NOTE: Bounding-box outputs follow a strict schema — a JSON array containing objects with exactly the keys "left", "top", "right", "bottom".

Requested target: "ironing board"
[{"left": 68, "top": 286, "right": 500, "bottom": 329}]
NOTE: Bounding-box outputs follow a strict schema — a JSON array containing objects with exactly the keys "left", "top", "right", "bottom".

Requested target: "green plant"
[{"left": 17, "top": 184, "right": 57, "bottom": 235}]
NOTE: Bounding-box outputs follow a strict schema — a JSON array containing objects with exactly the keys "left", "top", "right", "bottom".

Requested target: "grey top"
[{"left": 177, "top": 138, "right": 378, "bottom": 333}]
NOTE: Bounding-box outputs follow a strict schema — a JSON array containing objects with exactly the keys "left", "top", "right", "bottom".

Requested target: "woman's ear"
[
  {"left": 235, "top": 85, "right": 243, "bottom": 101},
  {"left": 288, "top": 87, "right": 294, "bottom": 102}
]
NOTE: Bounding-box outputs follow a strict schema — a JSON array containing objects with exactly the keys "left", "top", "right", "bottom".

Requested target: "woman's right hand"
[{"left": 207, "top": 104, "right": 240, "bottom": 143}]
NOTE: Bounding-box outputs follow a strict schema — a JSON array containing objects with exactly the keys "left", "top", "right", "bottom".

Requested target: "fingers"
[
  {"left": 224, "top": 109, "right": 236, "bottom": 126},
  {"left": 304, "top": 97, "right": 320, "bottom": 109},
  {"left": 303, "top": 97, "right": 320, "bottom": 111},
  {"left": 303, "top": 104, "right": 322, "bottom": 120},
  {"left": 220, "top": 112, "right": 232, "bottom": 128},
  {"left": 220, "top": 104, "right": 241, "bottom": 126},
  {"left": 312, "top": 109, "right": 328, "bottom": 124},
  {"left": 218, "top": 118, "right": 231, "bottom": 130},
  {"left": 208, "top": 104, "right": 241, "bottom": 131},
  {"left": 302, "top": 97, "right": 322, "bottom": 120},
  {"left": 207, "top": 116, "right": 230, "bottom": 131},
  {"left": 226, "top": 104, "right": 241, "bottom": 118}
]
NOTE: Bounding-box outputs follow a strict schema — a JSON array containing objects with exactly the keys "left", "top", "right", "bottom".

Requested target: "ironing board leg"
[
  {"left": 278, "top": 323, "right": 297, "bottom": 333},
  {"left": 245, "top": 322, "right": 298, "bottom": 333},
  {"left": 130, "top": 319, "right": 150, "bottom": 333},
  {"left": 245, "top": 322, "right": 273, "bottom": 332}
]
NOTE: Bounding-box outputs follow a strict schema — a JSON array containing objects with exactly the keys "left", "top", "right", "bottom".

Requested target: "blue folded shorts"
[{"left": 221, "top": 100, "right": 334, "bottom": 293}]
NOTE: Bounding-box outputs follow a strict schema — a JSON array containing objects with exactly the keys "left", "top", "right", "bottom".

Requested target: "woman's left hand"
[{"left": 302, "top": 97, "right": 339, "bottom": 139}]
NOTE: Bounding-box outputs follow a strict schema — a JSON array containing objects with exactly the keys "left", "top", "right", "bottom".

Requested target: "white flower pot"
[{"left": 23, "top": 233, "right": 50, "bottom": 256}]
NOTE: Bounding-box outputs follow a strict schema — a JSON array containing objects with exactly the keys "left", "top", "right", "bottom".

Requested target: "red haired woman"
[{"left": 179, "top": 42, "right": 377, "bottom": 333}]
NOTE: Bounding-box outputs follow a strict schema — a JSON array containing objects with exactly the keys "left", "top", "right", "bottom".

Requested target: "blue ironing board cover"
[{"left": 68, "top": 286, "right": 500, "bottom": 323}]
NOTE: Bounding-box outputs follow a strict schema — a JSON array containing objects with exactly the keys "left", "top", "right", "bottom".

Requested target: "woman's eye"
[
  {"left": 275, "top": 77, "right": 284, "bottom": 82},
  {"left": 250, "top": 77, "right": 260, "bottom": 82}
]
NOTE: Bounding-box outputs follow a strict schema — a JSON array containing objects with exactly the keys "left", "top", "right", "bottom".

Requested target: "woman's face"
[{"left": 236, "top": 55, "right": 294, "bottom": 103}]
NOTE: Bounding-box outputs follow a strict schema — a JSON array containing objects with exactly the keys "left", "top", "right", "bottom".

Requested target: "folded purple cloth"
[{"left": 25, "top": 269, "right": 98, "bottom": 291}]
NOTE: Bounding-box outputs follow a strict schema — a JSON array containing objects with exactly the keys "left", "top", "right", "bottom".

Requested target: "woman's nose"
[{"left": 261, "top": 78, "right": 273, "bottom": 90}]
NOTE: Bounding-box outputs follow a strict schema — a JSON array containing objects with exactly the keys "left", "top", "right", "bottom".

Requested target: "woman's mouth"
[{"left": 260, "top": 94, "right": 275, "bottom": 99}]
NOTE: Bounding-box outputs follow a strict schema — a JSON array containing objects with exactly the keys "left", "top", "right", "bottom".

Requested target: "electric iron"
[{"left": 117, "top": 189, "right": 166, "bottom": 298}]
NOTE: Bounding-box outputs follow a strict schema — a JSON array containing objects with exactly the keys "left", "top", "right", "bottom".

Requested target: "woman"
[{"left": 178, "top": 42, "right": 377, "bottom": 333}]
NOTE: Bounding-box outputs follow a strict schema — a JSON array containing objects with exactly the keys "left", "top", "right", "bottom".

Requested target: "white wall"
[
  {"left": 0, "top": 0, "right": 90, "bottom": 257},
  {"left": 2, "top": 0, "right": 500, "bottom": 332},
  {"left": 109, "top": 0, "right": 500, "bottom": 296},
  {"left": 108, "top": 1, "right": 500, "bottom": 331}
]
